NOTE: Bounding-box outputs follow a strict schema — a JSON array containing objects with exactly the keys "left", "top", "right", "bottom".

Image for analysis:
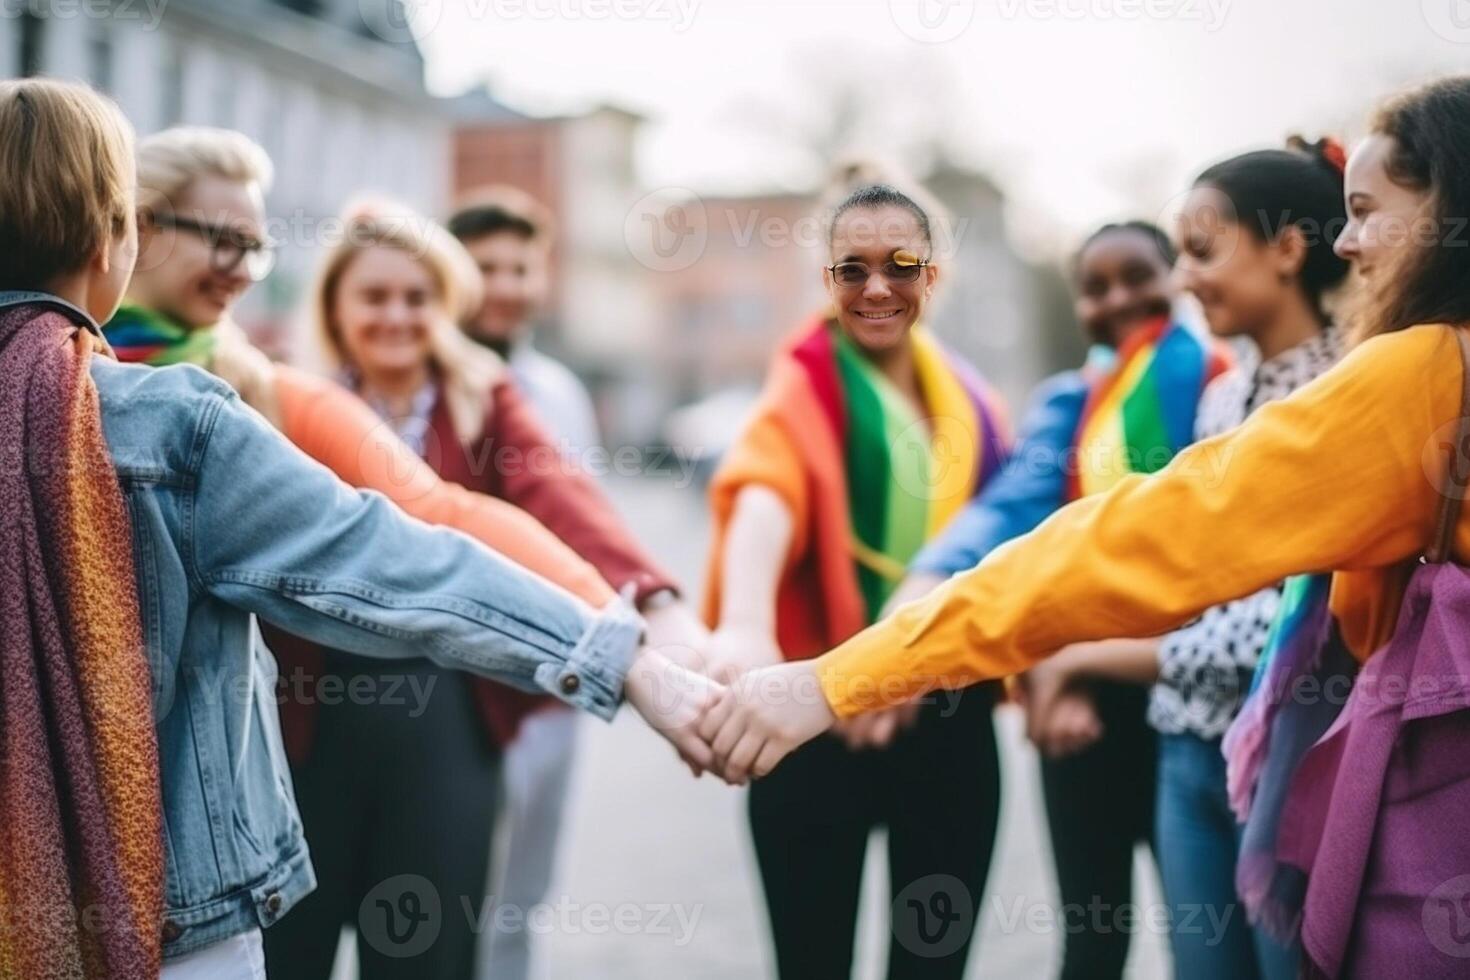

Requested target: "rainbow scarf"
[
  {"left": 792, "top": 320, "right": 1008, "bottom": 619},
  {"left": 104, "top": 303, "right": 217, "bottom": 367},
  {"left": 1222, "top": 573, "right": 1352, "bottom": 939},
  {"left": 1068, "top": 316, "right": 1226, "bottom": 500},
  {"left": 0, "top": 298, "right": 164, "bottom": 978}
]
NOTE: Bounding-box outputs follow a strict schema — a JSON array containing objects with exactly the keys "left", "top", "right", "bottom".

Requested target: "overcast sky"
[{"left": 415, "top": 0, "right": 1470, "bottom": 254}]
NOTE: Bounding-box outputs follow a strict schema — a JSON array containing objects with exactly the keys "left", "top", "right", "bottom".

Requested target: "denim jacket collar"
[{"left": 0, "top": 289, "right": 103, "bottom": 336}]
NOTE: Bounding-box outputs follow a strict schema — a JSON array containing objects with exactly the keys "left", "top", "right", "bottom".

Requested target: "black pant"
[
  {"left": 263, "top": 657, "right": 500, "bottom": 980},
  {"left": 1038, "top": 680, "right": 1156, "bottom": 980},
  {"left": 748, "top": 685, "right": 1001, "bottom": 980}
]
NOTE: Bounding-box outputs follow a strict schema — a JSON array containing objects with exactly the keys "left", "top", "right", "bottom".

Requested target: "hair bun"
[{"left": 1287, "top": 134, "right": 1347, "bottom": 177}]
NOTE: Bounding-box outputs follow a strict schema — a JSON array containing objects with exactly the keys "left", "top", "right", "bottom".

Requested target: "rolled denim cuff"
[{"left": 534, "top": 592, "right": 643, "bottom": 720}]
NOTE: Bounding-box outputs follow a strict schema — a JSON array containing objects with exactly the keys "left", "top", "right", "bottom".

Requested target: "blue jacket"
[
  {"left": 911, "top": 370, "right": 1089, "bottom": 576},
  {"left": 1, "top": 293, "right": 642, "bottom": 959}
]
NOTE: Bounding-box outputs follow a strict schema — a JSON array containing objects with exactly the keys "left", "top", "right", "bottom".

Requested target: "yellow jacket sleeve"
[{"left": 818, "top": 325, "right": 1467, "bottom": 717}]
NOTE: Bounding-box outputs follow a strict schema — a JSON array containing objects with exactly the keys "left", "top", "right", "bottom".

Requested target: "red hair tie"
[{"left": 1319, "top": 136, "right": 1347, "bottom": 175}]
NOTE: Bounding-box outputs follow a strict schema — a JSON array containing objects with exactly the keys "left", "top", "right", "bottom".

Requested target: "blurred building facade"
[
  {"left": 1, "top": 0, "right": 449, "bottom": 352},
  {"left": 453, "top": 94, "right": 673, "bottom": 443},
  {"left": 6, "top": 6, "right": 1059, "bottom": 442}
]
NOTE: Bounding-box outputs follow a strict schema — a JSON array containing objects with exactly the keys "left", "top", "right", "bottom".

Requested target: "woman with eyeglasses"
[
  {"left": 701, "top": 182, "right": 1011, "bottom": 979},
  {"left": 105, "top": 127, "right": 706, "bottom": 623},
  {"left": 105, "top": 128, "right": 278, "bottom": 370}
]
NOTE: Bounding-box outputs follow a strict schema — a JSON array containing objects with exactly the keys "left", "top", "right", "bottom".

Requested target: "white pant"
[
  {"left": 160, "top": 928, "right": 265, "bottom": 980},
  {"left": 476, "top": 707, "right": 579, "bottom": 980}
]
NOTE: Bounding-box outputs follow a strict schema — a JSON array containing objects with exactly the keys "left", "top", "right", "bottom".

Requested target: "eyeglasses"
[
  {"left": 151, "top": 213, "right": 277, "bottom": 282},
  {"left": 826, "top": 256, "right": 929, "bottom": 288}
]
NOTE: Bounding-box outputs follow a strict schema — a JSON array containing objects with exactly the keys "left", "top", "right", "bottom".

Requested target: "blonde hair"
[
  {"left": 0, "top": 78, "right": 136, "bottom": 290},
  {"left": 135, "top": 126, "right": 273, "bottom": 217},
  {"left": 126, "top": 126, "right": 282, "bottom": 427},
  {"left": 309, "top": 198, "right": 503, "bottom": 444}
]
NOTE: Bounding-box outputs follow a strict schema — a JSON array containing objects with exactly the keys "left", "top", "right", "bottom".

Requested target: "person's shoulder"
[
  {"left": 1033, "top": 368, "right": 1089, "bottom": 402},
  {"left": 1353, "top": 322, "right": 1463, "bottom": 363},
  {"left": 1329, "top": 324, "right": 1465, "bottom": 399},
  {"left": 92, "top": 360, "right": 237, "bottom": 475},
  {"left": 92, "top": 357, "right": 235, "bottom": 410},
  {"left": 515, "top": 346, "right": 591, "bottom": 399}
]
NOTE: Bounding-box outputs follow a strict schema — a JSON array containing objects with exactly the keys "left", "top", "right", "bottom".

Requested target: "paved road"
[{"left": 331, "top": 473, "right": 1170, "bottom": 978}]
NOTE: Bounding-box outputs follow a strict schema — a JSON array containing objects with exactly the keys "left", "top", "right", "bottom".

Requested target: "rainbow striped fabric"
[
  {"left": 104, "top": 303, "right": 217, "bottom": 367},
  {"left": 1222, "top": 573, "right": 1344, "bottom": 938},
  {"left": 791, "top": 319, "right": 1009, "bottom": 620},
  {"left": 1068, "top": 316, "right": 1229, "bottom": 500}
]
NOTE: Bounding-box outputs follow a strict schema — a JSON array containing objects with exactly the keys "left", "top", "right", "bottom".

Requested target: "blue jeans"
[{"left": 1155, "top": 733, "right": 1299, "bottom": 980}]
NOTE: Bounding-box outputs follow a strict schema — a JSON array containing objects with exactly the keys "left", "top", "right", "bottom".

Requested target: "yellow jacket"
[{"left": 818, "top": 324, "right": 1469, "bottom": 717}]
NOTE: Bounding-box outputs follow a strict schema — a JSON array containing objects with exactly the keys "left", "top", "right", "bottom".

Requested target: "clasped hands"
[{"left": 620, "top": 605, "right": 841, "bottom": 785}]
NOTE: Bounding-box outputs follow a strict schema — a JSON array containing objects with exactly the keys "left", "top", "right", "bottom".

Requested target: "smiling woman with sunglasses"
[{"left": 700, "top": 181, "right": 1011, "bottom": 979}]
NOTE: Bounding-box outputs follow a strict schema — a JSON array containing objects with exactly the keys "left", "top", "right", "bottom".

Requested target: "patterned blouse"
[{"left": 1147, "top": 326, "right": 1345, "bottom": 738}]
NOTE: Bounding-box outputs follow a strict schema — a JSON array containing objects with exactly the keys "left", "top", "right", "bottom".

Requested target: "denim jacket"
[{"left": 0, "top": 292, "right": 643, "bottom": 959}]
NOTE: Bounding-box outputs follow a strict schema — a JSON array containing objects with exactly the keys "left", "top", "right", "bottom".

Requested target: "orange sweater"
[
  {"left": 817, "top": 324, "right": 1470, "bottom": 717},
  {"left": 272, "top": 364, "right": 613, "bottom": 608}
]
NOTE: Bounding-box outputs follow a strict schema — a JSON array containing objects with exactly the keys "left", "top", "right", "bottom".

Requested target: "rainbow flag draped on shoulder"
[
  {"left": 703, "top": 315, "right": 1010, "bottom": 657},
  {"left": 790, "top": 318, "right": 1011, "bottom": 619},
  {"left": 1067, "top": 315, "right": 1231, "bottom": 500}
]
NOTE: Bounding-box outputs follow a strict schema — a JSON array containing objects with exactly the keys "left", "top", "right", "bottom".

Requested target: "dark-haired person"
[
  {"left": 1019, "top": 140, "right": 1351, "bottom": 980},
  {"left": 702, "top": 183, "right": 1012, "bottom": 979},
  {"left": 449, "top": 186, "right": 598, "bottom": 452},
  {"left": 0, "top": 78, "right": 714, "bottom": 980},
  {"left": 885, "top": 219, "right": 1226, "bottom": 980},
  {"left": 447, "top": 188, "right": 615, "bottom": 980},
  {"left": 703, "top": 74, "right": 1470, "bottom": 980}
]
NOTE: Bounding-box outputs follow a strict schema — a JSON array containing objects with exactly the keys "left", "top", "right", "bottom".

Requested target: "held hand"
[
  {"left": 1030, "top": 689, "right": 1104, "bottom": 759},
  {"left": 834, "top": 698, "right": 923, "bottom": 751},
  {"left": 640, "top": 595, "right": 713, "bottom": 674},
  {"left": 703, "top": 622, "right": 784, "bottom": 685},
  {"left": 1017, "top": 655, "right": 1074, "bottom": 747},
  {"left": 622, "top": 647, "right": 725, "bottom": 775},
  {"left": 697, "top": 660, "right": 837, "bottom": 785}
]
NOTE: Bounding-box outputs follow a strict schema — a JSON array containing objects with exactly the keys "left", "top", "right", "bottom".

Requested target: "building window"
[
  {"left": 18, "top": 10, "right": 45, "bottom": 77},
  {"left": 88, "top": 23, "right": 114, "bottom": 93}
]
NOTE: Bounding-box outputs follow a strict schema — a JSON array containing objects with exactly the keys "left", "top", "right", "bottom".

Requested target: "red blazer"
[{"left": 268, "top": 378, "right": 677, "bottom": 758}]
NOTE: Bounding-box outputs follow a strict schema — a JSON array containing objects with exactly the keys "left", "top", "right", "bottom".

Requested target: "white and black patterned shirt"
[{"left": 1147, "top": 326, "right": 1345, "bottom": 738}]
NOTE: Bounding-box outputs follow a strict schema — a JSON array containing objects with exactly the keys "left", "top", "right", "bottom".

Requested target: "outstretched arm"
[
  {"left": 699, "top": 325, "right": 1465, "bottom": 782},
  {"left": 275, "top": 364, "right": 615, "bottom": 607}
]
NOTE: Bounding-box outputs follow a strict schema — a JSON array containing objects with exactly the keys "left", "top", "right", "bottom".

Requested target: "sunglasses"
[
  {"left": 151, "top": 213, "right": 278, "bottom": 282},
  {"left": 826, "top": 254, "right": 930, "bottom": 288}
]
